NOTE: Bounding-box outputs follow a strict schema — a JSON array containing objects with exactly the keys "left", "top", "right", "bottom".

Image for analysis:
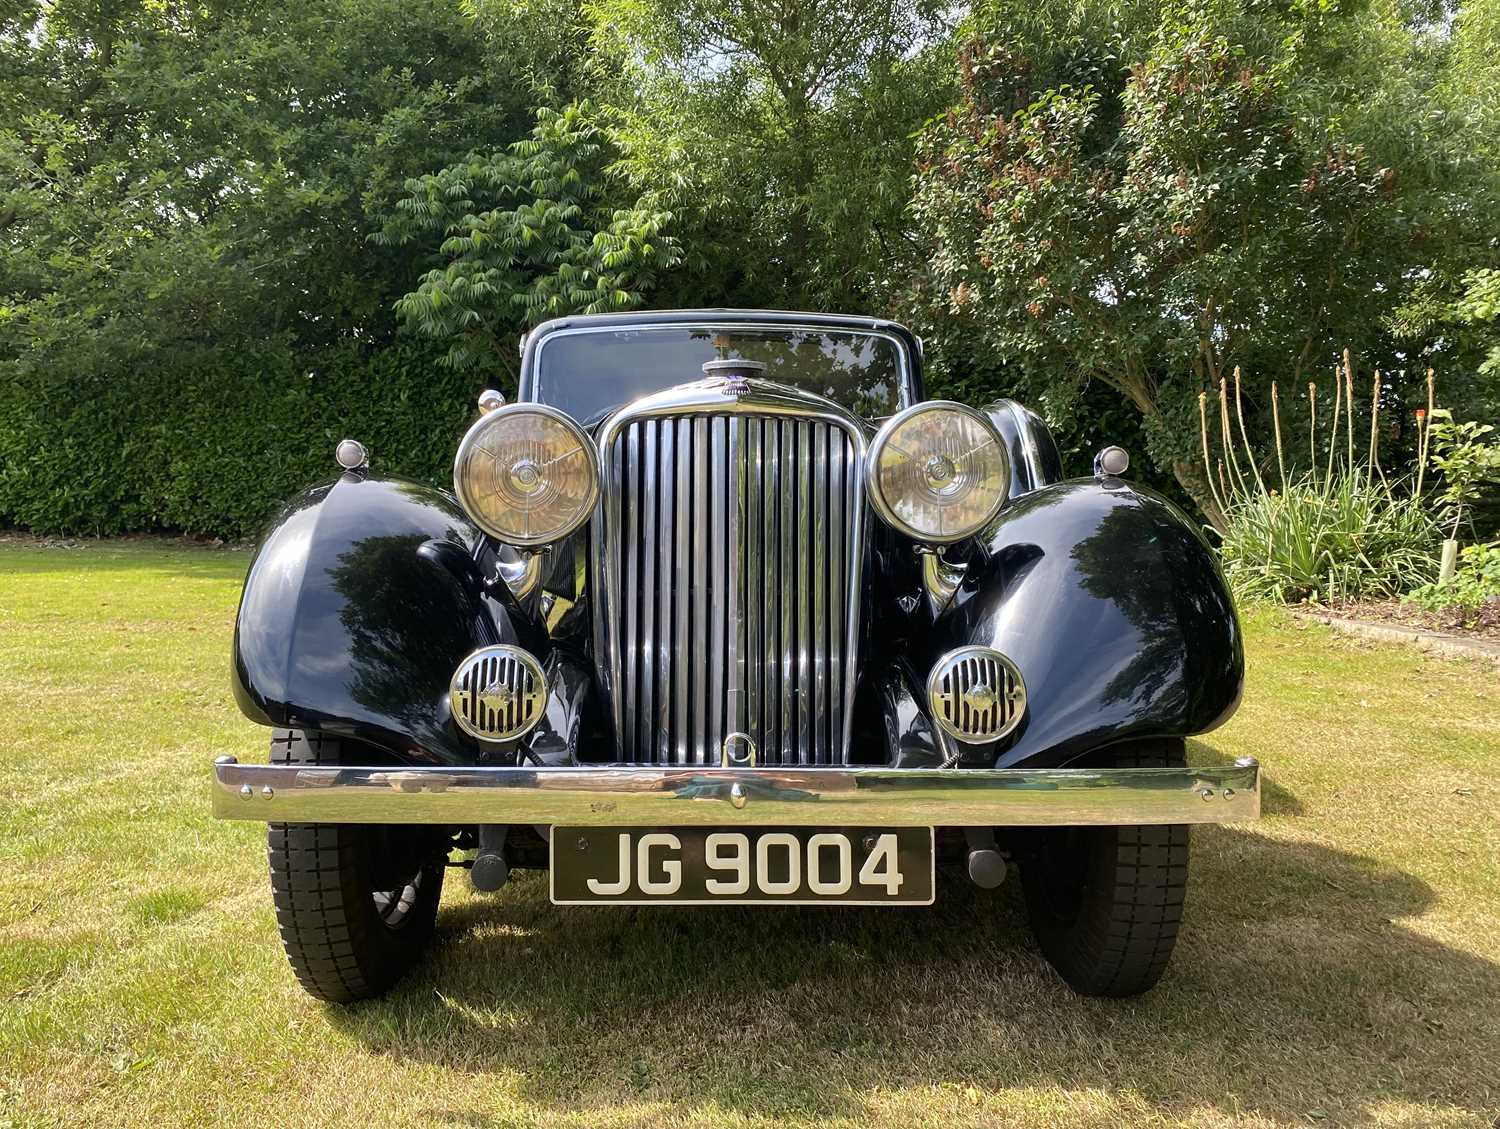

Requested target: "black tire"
[
  {"left": 1019, "top": 738, "right": 1190, "bottom": 998},
  {"left": 266, "top": 729, "right": 446, "bottom": 1003}
]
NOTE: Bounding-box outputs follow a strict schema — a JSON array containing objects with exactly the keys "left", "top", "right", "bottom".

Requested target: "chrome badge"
[{"left": 450, "top": 645, "right": 547, "bottom": 741}]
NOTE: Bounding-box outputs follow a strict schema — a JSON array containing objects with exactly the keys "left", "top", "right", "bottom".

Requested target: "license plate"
[{"left": 549, "top": 827, "right": 935, "bottom": 905}]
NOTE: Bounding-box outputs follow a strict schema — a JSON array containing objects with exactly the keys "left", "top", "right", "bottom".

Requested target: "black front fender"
[
  {"left": 932, "top": 479, "right": 1244, "bottom": 768},
  {"left": 232, "top": 473, "right": 541, "bottom": 765}
]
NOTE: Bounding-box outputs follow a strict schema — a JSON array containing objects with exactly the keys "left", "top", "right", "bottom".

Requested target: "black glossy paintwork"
[
  {"left": 984, "top": 399, "right": 1065, "bottom": 496},
  {"left": 232, "top": 472, "right": 543, "bottom": 764},
  {"left": 233, "top": 313, "right": 1242, "bottom": 777},
  {"left": 853, "top": 659, "right": 950, "bottom": 769},
  {"left": 920, "top": 479, "right": 1244, "bottom": 768},
  {"left": 526, "top": 649, "right": 608, "bottom": 767}
]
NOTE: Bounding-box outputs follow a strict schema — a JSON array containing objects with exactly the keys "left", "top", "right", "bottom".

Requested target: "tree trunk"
[{"left": 1171, "top": 458, "right": 1227, "bottom": 534}]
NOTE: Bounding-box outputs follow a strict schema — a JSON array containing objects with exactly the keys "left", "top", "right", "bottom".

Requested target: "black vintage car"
[{"left": 216, "top": 309, "right": 1256, "bottom": 1002}]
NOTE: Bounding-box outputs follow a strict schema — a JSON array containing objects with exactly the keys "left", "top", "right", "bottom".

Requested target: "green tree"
[
  {"left": 0, "top": 0, "right": 578, "bottom": 535},
  {"left": 584, "top": 0, "right": 955, "bottom": 311},
  {"left": 910, "top": 0, "right": 1497, "bottom": 522},
  {"left": 378, "top": 102, "right": 683, "bottom": 380}
]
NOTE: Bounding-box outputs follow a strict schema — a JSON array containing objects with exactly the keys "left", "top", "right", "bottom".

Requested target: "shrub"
[
  {"left": 0, "top": 343, "right": 484, "bottom": 540},
  {"left": 1216, "top": 475, "right": 1440, "bottom": 604},
  {"left": 1405, "top": 541, "right": 1500, "bottom": 610},
  {"left": 1201, "top": 357, "right": 1443, "bottom": 605}
]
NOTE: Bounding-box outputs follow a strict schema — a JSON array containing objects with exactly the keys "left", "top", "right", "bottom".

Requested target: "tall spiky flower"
[
  {"left": 1199, "top": 390, "right": 1227, "bottom": 518},
  {"left": 1308, "top": 382, "right": 1317, "bottom": 467},
  {"left": 1343, "top": 349, "right": 1355, "bottom": 475},
  {"left": 1219, "top": 379, "right": 1247, "bottom": 499},
  {"left": 1325, "top": 366, "right": 1342, "bottom": 487},
  {"left": 1272, "top": 382, "right": 1287, "bottom": 492},
  {"left": 1232, "top": 366, "right": 1266, "bottom": 495}
]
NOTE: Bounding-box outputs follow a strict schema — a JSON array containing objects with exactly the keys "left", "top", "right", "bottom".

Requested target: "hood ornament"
[{"left": 700, "top": 358, "right": 766, "bottom": 397}]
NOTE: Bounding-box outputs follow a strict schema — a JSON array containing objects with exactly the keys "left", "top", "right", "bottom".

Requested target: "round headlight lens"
[
  {"left": 867, "top": 402, "right": 1009, "bottom": 543},
  {"left": 453, "top": 405, "right": 600, "bottom": 546}
]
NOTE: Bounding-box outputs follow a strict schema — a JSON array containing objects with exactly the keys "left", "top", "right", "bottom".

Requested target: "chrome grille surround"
[
  {"left": 928, "top": 646, "right": 1026, "bottom": 744},
  {"left": 450, "top": 645, "right": 548, "bottom": 741},
  {"left": 591, "top": 379, "right": 868, "bottom": 766}
]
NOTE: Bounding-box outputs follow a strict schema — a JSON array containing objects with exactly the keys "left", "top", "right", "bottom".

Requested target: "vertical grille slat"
[
  {"left": 795, "top": 422, "right": 812, "bottom": 762},
  {"left": 762, "top": 421, "right": 781, "bottom": 763},
  {"left": 692, "top": 416, "right": 710, "bottom": 761},
  {"left": 786, "top": 419, "right": 798, "bottom": 767},
  {"left": 672, "top": 418, "right": 692, "bottom": 762},
  {"left": 639, "top": 422, "right": 658, "bottom": 762},
  {"left": 709, "top": 417, "right": 728, "bottom": 759},
  {"left": 601, "top": 408, "right": 862, "bottom": 766},
  {"left": 657, "top": 420, "right": 676, "bottom": 763},
  {"left": 744, "top": 418, "right": 762, "bottom": 753},
  {"left": 828, "top": 432, "right": 845, "bottom": 765}
]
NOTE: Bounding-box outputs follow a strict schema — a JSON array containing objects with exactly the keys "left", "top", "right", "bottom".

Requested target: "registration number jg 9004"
[{"left": 549, "top": 827, "right": 935, "bottom": 905}]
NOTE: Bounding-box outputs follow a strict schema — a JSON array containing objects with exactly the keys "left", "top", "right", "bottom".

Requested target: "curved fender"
[
  {"left": 232, "top": 472, "right": 541, "bottom": 765},
  {"left": 984, "top": 399, "right": 1065, "bottom": 497},
  {"left": 930, "top": 479, "right": 1243, "bottom": 768}
]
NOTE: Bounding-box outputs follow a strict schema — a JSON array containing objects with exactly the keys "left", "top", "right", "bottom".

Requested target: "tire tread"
[
  {"left": 1021, "top": 739, "right": 1191, "bottom": 997},
  {"left": 266, "top": 729, "right": 440, "bottom": 1003}
]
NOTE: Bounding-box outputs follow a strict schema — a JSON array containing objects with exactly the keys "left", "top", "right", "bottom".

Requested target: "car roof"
[{"left": 525, "top": 307, "right": 919, "bottom": 337}]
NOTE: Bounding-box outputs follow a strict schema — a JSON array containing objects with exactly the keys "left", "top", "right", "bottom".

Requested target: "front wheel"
[
  {"left": 1019, "top": 738, "right": 1190, "bottom": 997},
  {"left": 266, "top": 729, "right": 446, "bottom": 1002}
]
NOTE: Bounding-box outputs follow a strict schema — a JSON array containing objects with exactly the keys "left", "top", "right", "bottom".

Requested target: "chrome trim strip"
[
  {"left": 591, "top": 379, "right": 870, "bottom": 765},
  {"left": 212, "top": 759, "right": 1262, "bottom": 827}
]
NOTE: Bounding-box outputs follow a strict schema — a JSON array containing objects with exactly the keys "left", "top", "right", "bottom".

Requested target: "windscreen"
[{"left": 529, "top": 324, "right": 908, "bottom": 424}]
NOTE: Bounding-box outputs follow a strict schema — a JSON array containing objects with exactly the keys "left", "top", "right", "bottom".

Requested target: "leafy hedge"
[{"left": 0, "top": 345, "right": 487, "bottom": 540}]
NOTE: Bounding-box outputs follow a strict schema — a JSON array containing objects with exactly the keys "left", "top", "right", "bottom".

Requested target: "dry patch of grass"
[{"left": 1, "top": 541, "right": 1497, "bottom": 1128}]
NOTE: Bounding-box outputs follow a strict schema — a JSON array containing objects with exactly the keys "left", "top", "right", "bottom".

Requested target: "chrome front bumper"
[{"left": 211, "top": 758, "right": 1260, "bottom": 826}]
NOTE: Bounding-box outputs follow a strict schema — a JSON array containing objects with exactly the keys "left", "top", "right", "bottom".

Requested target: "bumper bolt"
[{"left": 239, "top": 784, "right": 253, "bottom": 799}]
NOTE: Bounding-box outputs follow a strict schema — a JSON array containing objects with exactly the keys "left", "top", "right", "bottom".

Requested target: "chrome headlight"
[
  {"left": 453, "top": 404, "right": 600, "bottom": 546},
  {"left": 866, "top": 402, "right": 1009, "bottom": 543}
]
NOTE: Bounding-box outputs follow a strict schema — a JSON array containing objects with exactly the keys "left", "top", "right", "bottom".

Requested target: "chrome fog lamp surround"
[
  {"left": 866, "top": 401, "right": 1010, "bottom": 544},
  {"left": 454, "top": 404, "right": 600, "bottom": 547},
  {"left": 450, "top": 645, "right": 548, "bottom": 742},
  {"left": 928, "top": 646, "right": 1026, "bottom": 744}
]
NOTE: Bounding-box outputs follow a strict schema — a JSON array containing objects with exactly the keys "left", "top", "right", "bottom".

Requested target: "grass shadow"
[{"left": 328, "top": 826, "right": 1497, "bottom": 1126}]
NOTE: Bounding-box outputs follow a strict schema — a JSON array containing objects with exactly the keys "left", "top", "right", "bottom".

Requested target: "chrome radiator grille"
[{"left": 594, "top": 407, "right": 865, "bottom": 766}]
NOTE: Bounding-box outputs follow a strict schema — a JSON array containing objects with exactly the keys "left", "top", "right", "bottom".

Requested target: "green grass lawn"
[{"left": 1, "top": 539, "right": 1497, "bottom": 1129}]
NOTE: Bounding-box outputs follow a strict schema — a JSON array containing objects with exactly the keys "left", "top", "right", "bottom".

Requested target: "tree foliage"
[
  {"left": 2, "top": 0, "right": 1497, "bottom": 537},
  {"left": 585, "top": 0, "right": 955, "bottom": 310},
  {"left": 378, "top": 103, "right": 682, "bottom": 379},
  {"left": 0, "top": 0, "right": 581, "bottom": 534},
  {"left": 909, "top": 0, "right": 1500, "bottom": 518}
]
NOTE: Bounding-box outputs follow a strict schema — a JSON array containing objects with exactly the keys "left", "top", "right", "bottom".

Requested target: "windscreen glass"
[{"left": 530, "top": 325, "right": 908, "bottom": 424}]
